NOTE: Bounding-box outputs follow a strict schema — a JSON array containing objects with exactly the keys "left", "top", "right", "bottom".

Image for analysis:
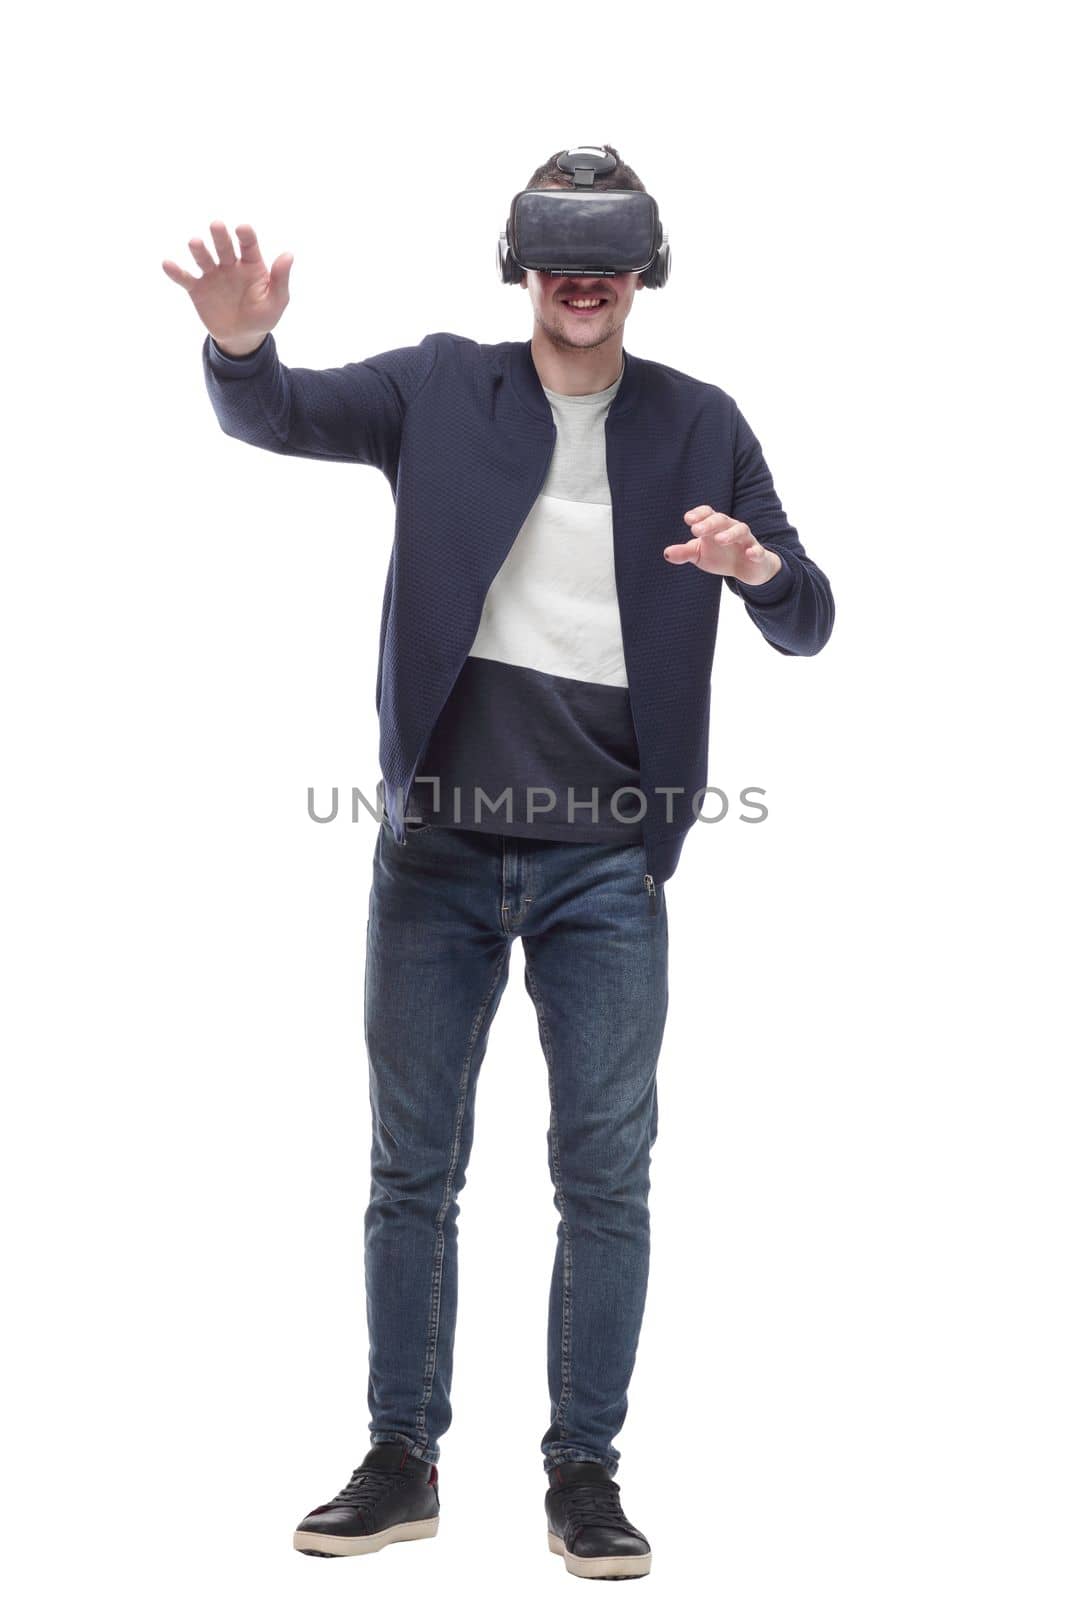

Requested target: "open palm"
[{"left": 161, "top": 220, "right": 293, "bottom": 346}]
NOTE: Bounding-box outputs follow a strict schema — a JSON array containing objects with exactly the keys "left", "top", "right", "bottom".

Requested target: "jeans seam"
[
  {"left": 524, "top": 957, "right": 573, "bottom": 1438},
  {"left": 417, "top": 941, "right": 511, "bottom": 1446}
]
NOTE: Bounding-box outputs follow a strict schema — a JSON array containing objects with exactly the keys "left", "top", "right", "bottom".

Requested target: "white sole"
[
  {"left": 548, "top": 1529, "right": 652, "bottom": 1579},
  {"left": 293, "top": 1515, "right": 439, "bottom": 1557}
]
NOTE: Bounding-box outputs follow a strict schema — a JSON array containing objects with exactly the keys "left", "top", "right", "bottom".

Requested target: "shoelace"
[
  {"left": 327, "top": 1467, "right": 405, "bottom": 1511},
  {"left": 557, "top": 1481, "right": 638, "bottom": 1537}
]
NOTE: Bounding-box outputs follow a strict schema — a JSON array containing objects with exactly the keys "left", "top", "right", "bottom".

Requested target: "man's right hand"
[{"left": 162, "top": 221, "right": 292, "bottom": 356}]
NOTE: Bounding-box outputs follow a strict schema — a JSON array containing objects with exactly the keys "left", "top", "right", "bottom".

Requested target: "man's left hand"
[{"left": 663, "top": 505, "right": 783, "bottom": 585}]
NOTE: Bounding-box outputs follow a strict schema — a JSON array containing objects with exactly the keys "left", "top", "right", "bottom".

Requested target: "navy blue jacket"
[{"left": 202, "top": 329, "right": 835, "bottom": 884}]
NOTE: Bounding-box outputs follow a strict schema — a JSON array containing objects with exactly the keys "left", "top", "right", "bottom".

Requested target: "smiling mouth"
[{"left": 560, "top": 296, "right": 609, "bottom": 315}]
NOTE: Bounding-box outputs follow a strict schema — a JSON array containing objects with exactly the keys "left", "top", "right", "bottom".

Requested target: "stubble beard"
[{"left": 538, "top": 302, "right": 619, "bottom": 353}]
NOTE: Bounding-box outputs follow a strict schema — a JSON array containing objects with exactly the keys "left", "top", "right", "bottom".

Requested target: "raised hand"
[{"left": 161, "top": 221, "right": 293, "bottom": 354}]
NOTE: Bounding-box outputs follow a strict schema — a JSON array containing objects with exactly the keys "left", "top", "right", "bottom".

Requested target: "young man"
[{"left": 164, "top": 143, "right": 834, "bottom": 1581}]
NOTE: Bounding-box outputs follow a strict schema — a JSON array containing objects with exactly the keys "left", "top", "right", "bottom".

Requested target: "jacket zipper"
[{"left": 606, "top": 410, "right": 651, "bottom": 897}]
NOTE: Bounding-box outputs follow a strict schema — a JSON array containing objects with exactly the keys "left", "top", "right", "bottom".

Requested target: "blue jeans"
[{"left": 362, "top": 813, "right": 669, "bottom": 1477}]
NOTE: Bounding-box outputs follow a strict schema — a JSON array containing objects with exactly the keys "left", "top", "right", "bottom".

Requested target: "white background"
[{"left": 2, "top": 1, "right": 1063, "bottom": 1595}]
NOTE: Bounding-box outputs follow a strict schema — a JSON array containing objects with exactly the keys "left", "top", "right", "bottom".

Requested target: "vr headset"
[{"left": 497, "top": 145, "right": 671, "bottom": 289}]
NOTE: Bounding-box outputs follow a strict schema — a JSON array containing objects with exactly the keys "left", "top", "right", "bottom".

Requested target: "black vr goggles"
[{"left": 497, "top": 145, "right": 671, "bottom": 289}]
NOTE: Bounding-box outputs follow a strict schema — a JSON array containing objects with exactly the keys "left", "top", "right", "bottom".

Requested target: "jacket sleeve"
[
  {"left": 201, "top": 329, "right": 440, "bottom": 480},
  {"left": 722, "top": 403, "right": 835, "bottom": 657}
]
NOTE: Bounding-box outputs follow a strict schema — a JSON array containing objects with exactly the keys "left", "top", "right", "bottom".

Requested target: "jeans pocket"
[{"left": 381, "top": 815, "right": 435, "bottom": 848}]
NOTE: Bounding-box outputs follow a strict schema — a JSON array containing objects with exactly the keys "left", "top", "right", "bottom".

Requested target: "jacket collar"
[{"left": 508, "top": 337, "right": 643, "bottom": 425}]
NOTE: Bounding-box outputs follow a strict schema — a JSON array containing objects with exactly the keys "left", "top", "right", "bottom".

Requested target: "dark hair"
[{"left": 524, "top": 144, "right": 646, "bottom": 193}]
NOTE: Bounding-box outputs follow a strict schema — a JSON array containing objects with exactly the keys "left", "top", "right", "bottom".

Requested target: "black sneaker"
[
  {"left": 293, "top": 1441, "right": 440, "bottom": 1557},
  {"left": 545, "top": 1460, "right": 652, "bottom": 1579}
]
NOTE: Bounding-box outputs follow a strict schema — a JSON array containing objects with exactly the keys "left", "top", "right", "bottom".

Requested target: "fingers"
[
  {"left": 161, "top": 259, "right": 200, "bottom": 290},
  {"left": 210, "top": 220, "right": 236, "bottom": 267},
  {"left": 270, "top": 251, "right": 294, "bottom": 292},
  {"left": 685, "top": 506, "right": 734, "bottom": 542},
  {"left": 685, "top": 506, "right": 754, "bottom": 550},
  {"left": 685, "top": 506, "right": 727, "bottom": 535},
  {"left": 187, "top": 234, "right": 216, "bottom": 273},
  {"left": 234, "top": 223, "right": 264, "bottom": 266},
  {"left": 662, "top": 537, "right": 702, "bottom": 564},
  {"left": 181, "top": 222, "right": 264, "bottom": 276}
]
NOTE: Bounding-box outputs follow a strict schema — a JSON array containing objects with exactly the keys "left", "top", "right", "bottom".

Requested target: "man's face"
[{"left": 520, "top": 181, "right": 644, "bottom": 352}]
